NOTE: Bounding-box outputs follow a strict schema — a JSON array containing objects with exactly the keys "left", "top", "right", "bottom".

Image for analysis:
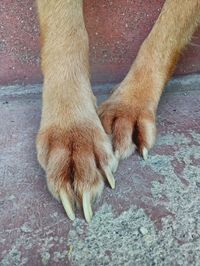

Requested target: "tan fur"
[
  {"left": 36, "top": 0, "right": 200, "bottom": 218},
  {"left": 36, "top": 0, "right": 117, "bottom": 210},
  {"left": 99, "top": 0, "right": 200, "bottom": 158}
]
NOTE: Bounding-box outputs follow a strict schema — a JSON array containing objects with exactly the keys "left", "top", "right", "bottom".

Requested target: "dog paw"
[
  {"left": 36, "top": 123, "right": 118, "bottom": 222},
  {"left": 98, "top": 94, "right": 156, "bottom": 160}
]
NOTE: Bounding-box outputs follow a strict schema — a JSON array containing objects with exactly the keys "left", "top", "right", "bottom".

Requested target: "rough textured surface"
[
  {"left": 0, "top": 75, "right": 200, "bottom": 265},
  {"left": 1, "top": 0, "right": 200, "bottom": 86}
]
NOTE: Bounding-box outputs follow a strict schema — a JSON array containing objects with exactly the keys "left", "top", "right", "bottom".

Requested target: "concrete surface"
[
  {"left": 1, "top": 0, "right": 200, "bottom": 86},
  {"left": 0, "top": 74, "right": 200, "bottom": 265}
]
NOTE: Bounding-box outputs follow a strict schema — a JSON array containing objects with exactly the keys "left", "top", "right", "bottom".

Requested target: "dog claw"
[
  {"left": 59, "top": 189, "right": 75, "bottom": 221},
  {"left": 83, "top": 191, "right": 93, "bottom": 223},
  {"left": 104, "top": 168, "right": 115, "bottom": 189},
  {"left": 142, "top": 147, "right": 148, "bottom": 160}
]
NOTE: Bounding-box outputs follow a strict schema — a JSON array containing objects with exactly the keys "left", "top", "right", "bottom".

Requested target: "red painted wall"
[{"left": 1, "top": 0, "right": 200, "bottom": 86}]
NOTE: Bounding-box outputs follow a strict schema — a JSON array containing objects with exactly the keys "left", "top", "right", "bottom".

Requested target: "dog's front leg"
[
  {"left": 36, "top": 0, "right": 118, "bottom": 222},
  {"left": 99, "top": 0, "right": 200, "bottom": 159}
]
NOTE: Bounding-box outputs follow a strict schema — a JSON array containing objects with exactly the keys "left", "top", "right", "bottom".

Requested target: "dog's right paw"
[{"left": 36, "top": 123, "right": 118, "bottom": 222}]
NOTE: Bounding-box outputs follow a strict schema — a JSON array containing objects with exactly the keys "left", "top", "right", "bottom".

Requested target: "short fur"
[{"left": 36, "top": 0, "right": 200, "bottom": 217}]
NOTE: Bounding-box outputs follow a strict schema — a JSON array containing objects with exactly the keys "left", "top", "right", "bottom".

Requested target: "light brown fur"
[{"left": 36, "top": 0, "right": 200, "bottom": 220}]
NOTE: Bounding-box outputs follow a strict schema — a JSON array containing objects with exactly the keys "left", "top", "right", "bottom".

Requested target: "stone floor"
[{"left": 1, "top": 75, "right": 200, "bottom": 265}]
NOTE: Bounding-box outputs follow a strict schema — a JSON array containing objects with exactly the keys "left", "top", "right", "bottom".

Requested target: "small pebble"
[
  {"left": 20, "top": 224, "right": 32, "bottom": 233},
  {"left": 139, "top": 227, "right": 148, "bottom": 235}
]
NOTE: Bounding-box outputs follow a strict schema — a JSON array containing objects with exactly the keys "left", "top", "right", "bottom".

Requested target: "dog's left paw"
[{"left": 98, "top": 90, "right": 156, "bottom": 160}]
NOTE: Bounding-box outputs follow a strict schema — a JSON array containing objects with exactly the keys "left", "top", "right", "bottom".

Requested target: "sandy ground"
[{"left": 0, "top": 75, "right": 200, "bottom": 265}]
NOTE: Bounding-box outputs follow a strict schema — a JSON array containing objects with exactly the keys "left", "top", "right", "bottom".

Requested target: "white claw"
[
  {"left": 104, "top": 168, "right": 115, "bottom": 189},
  {"left": 142, "top": 147, "right": 148, "bottom": 161},
  {"left": 111, "top": 155, "right": 119, "bottom": 173},
  {"left": 83, "top": 191, "right": 93, "bottom": 223},
  {"left": 59, "top": 189, "right": 75, "bottom": 221}
]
